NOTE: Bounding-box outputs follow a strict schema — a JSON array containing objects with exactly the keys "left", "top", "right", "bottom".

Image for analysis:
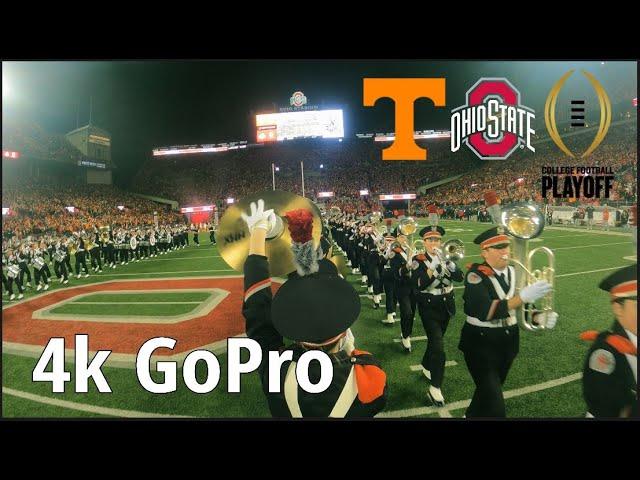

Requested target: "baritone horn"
[
  {"left": 398, "top": 217, "right": 417, "bottom": 236},
  {"left": 501, "top": 203, "right": 555, "bottom": 332}
]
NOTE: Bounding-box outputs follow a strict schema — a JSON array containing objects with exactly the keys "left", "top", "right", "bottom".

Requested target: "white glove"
[
  {"left": 533, "top": 311, "right": 558, "bottom": 329},
  {"left": 240, "top": 199, "right": 276, "bottom": 234},
  {"left": 519, "top": 281, "right": 553, "bottom": 304},
  {"left": 429, "top": 254, "right": 442, "bottom": 271}
]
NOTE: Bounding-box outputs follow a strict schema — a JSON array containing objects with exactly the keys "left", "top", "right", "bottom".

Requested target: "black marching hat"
[
  {"left": 419, "top": 225, "right": 445, "bottom": 239},
  {"left": 272, "top": 208, "right": 361, "bottom": 344},
  {"left": 599, "top": 264, "right": 637, "bottom": 300},
  {"left": 474, "top": 226, "right": 511, "bottom": 249}
]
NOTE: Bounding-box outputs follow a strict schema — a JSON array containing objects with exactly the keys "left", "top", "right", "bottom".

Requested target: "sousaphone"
[{"left": 217, "top": 190, "right": 322, "bottom": 277}]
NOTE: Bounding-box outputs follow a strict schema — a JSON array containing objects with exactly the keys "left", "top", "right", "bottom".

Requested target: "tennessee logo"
[{"left": 451, "top": 78, "right": 535, "bottom": 160}]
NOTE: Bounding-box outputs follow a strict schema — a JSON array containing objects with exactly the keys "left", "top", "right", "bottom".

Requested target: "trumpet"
[{"left": 501, "top": 203, "right": 555, "bottom": 332}]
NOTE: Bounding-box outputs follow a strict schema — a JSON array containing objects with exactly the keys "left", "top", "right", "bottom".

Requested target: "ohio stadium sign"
[{"left": 451, "top": 78, "right": 535, "bottom": 160}]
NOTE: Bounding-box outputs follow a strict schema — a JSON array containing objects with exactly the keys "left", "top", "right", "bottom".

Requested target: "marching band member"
[
  {"left": 105, "top": 229, "right": 116, "bottom": 268},
  {"left": 412, "top": 226, "right": 464, "bottom": 406},
  {"left": 63, "top": 237, "right": 75, "bottom": 276},
  {"left": 460, "top": 226, "right": 556, "bottom": 417},
  {"left": 53, "top": 238, "right": 70, "bottom": 284},
  {"left": 5, "top": 249, "right": 25, "bottom": 300},
  {"left": 209, "top": 222, "right": 217, "bottom": 245},
  {"left": 241, "top": 200, "right": 387, "bottom": 417},
  {"left": 31, "top": 243, "right": 50, "bottom": 291},
  {"left": 381, "top": 231, "right": 398, "bottom": 324},
  {"left": 17, "top": 242, "right": 33, "bottom": 289},
  {"left": 390, "top": 233, "right": 416, "bottom": 352},
  {"left": 192, "top": 223, "right": 200, "bottom": 246},
  {"left": 74, "top": 233, "right": 90, "bottom": 278},
  {"left": 580, "top": 264, "right": 637, "bottom": 417},
  {"left": 90, "top": 227, "right": 103, "bottom": 273},
  {"left": 364, "top": 228, "right": 383, "bottom": 309}
]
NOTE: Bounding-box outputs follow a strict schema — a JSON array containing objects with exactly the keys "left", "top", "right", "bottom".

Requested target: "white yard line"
[
  {"left": 2, "top": 387, "right": 192, "bottom": 418},
  {"left": 377, "top": 372, "right": 582, "bottom": 418},
  {"left": 409, "top": 361, "right": 458, "bottom": 371},
  {"left": 66, "top": 301, "right": 202, "bottom": 305},
  {"left": 93, "top": 269, "right": 235, "bottom": 276}
]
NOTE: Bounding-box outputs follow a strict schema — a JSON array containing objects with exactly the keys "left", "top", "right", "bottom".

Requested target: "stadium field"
[{"left": 2, "top": 220, "right": 636, "bottom": 418}]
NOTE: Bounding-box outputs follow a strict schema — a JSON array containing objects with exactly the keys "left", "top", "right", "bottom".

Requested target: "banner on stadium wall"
[
  {"left": 180, "top": 205, "right": 216, "bottom": 214},
  {"left": 379, "top": 194, "right": 416, "bottom": 200}
]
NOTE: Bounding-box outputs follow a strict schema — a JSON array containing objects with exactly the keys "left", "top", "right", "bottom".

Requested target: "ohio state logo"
[
  {"left": 289, "top": 91, "right": 307, "bottom": 107},
  {"left": 451, "top": 78, "right": 535, "bottom": 160}
]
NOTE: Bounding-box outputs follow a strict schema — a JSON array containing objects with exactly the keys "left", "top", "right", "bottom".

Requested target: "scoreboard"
[{"left": 256, "top": 109, "right": 344, "bottom": 142}]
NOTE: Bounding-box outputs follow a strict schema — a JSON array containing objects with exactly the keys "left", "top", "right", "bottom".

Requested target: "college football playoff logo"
[{"left": 451, "top": 78, "right": 535, "bottom": 160}]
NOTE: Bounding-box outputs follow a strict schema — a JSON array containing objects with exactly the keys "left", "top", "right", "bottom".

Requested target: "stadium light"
[
  {"left": 275, "top": 166, "right": 280, "bottom": 172},
  {"left": 320, "top": 164, "right": 323, "bottom": 169},
  {"left": 360, "top": 189, "right": 369, "bottom": 196},
  {"left": 226, "top": 198, "right": 235, "bottom": 204},
  {"left": 117, "top": 205, "right": 125, "bottom": 211}
]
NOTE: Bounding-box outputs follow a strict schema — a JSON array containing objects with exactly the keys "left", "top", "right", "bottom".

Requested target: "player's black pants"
[
  {"left": 90, "top": 249, "right": 102, "bottom": 270},
  {"left": 54, "top": 260, "right": 69, "bottom": 281},
  {"left": 193, "top": 233, "right": 199, "bottom": 245},
  {"left": 34, "top": 267, "right": 49, "bottom": 285},
  {"left": 209, "top": 231, "right": 216, "bottom": 244},
  {"left": 105, "top": 245, "right": 115, "bottom": 265},
  {"left": 397, "top": 284, "right": 416, "bottom": 338},
  {"left": 368, "top": 256, "right": 383, "bottom": 294},
  {"left": 64, "top": 255, "right": 74, "bottom": 275},
  {"left": 382, "top": 269, "right": 397, "bottom": 314},
  {"left": 417, "top": 292, "right": 455, "bottom": 389},
  {"left": 7, "top": 275, "right": 24, "bottom": 294},
  {"left": 75, "top": 251, "right": 89, "bottom": 275},
  {"left": 459, "top": 323, "right": 519, "bottom": 417},
  {"left": 19, "top": 262, "right": 32, "bottom": 285}
]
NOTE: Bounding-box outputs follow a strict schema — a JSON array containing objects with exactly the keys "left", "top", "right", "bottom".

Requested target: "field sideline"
[{"left": 2, "top": 219, "right": 635, "bottom": 418}]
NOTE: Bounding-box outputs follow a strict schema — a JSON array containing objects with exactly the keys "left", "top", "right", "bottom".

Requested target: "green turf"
[
  {"left": 50, "top": 302, "right": 199, "bottom": 317},
  {"left": 71, "top": 292, "right": 212, "bottom": 303},
  {"left": 2, "top": 225, "right": 636, "bottom": 418}
]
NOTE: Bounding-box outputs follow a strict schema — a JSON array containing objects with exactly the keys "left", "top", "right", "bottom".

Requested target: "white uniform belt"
[
  {"left": 421, "top": 285, "right": 453, "bottom": 295},
  {"left": 466, "top": 316, "right": 517, "bottom": 328}
]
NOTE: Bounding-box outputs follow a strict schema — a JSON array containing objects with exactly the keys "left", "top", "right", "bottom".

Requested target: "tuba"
[{"left": 501, "top": 203, "right": 555, "bottom": 332}]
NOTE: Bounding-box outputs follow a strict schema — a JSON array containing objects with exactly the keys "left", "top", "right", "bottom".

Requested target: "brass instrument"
[
  {"left": 99, "top": 226, "right": 111, "bottom": 243},
  {"left": 217, "top": 190, "right": 322, "bottom": 277},
  {"left": 439, "top": 238, "right": 465, "bottom": 262},
  {"left": 398, "top": 217, "right": 417, "bottom": 236},
  {"left": 501, "top": 203, "right": 555, "bottom": 332}
]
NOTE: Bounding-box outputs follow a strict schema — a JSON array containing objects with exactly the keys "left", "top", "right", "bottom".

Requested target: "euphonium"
[{"left": 501, "top": 203, "right": 555, "bottom": 332}]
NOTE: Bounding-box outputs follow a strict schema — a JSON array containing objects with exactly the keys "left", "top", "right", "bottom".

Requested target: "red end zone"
[{"left": 2, "top": 277, "right": 282, "bottom": 355}]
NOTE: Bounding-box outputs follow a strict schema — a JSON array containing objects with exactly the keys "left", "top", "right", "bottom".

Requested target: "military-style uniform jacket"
[
  {"left": 242, "top": 254, "right": 387, "bottom": 418},
  {"left": 581, "top": 320, "right": 637, "bottom": 418},
  {"left": 389, "top": 246, "right": 413, "bottom": 290}
]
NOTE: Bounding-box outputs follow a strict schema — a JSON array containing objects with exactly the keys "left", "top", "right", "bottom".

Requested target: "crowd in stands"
[
  {"left": 2, "top": 121, "right": 84, "bottom": 165},
  {"left": 2, "top": 184, "right": 182, "bottom": 238},
  {"left": 132, "top": 139, "right": 480, "bottom": 208},
  {"left": 3, "top": 118, "right": 636, "bottom": 239}
]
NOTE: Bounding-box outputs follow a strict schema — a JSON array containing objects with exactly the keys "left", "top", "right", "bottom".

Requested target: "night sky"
[{"left": 2, "top": 60, "right": 636, "bottom": 184}]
